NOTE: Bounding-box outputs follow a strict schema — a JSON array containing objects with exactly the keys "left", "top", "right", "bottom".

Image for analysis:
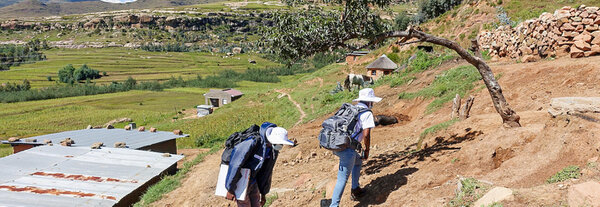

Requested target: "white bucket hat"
[
  {"left": 266, "top": 127, "right": 294, "bottom": 145},
  {"left": 353, "top": 88, "right": 382, "bottom": 103}
]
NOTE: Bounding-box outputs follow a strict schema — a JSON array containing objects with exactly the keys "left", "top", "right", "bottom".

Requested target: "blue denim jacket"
[{"left": 225, "top": 122, "right": 278, "bottom": 195}]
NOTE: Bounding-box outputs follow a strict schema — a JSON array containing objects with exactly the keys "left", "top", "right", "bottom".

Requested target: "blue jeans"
[{"left": 330, "top": 148, "right": 362, "bottom": 207}]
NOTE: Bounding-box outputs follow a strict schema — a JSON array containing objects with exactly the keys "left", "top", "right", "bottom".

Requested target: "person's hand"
[
  {"left": 226, "top": 192, "right": 236, "bottom": 201},
  {"left": 260, "top": 194, "right": 266, "bottom": 206},
  {"left": 362, "top": 149, "right": 369, "bottom": 160}
]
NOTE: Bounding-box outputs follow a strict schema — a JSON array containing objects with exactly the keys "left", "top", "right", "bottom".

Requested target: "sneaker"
[{"left": 350, "top": 187, "right": 366, "bottom": 201}]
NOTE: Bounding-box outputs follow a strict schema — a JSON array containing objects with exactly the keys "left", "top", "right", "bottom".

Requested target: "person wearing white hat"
[
  {"left": 329, "top": 88, "right": 381, "bottom": 207},
  {"left": 225, "top": 122, "right": 294, "bottom": 207}
]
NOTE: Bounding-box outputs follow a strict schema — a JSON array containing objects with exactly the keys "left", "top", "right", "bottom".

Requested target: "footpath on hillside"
[{"left": 154, "top": 56, "right": 600, "bottom": 206}]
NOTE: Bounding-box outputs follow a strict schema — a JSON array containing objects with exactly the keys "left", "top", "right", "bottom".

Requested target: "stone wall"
[{"left": 479, "top": 5, "right": 600, "bottom": 62}]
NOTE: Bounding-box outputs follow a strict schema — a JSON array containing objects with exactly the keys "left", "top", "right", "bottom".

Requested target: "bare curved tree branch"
[{"left": 365, "top": 28, "right": 521, "bottom": 127}]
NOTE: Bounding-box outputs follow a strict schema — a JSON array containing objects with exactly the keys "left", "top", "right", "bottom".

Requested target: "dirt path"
[
  {"left": 151, "top": 150, "right": 228, "bottom": 207},
  {"left": 275, "top": 89, "right": 306, "bottom": 127},
  {"left": 154, "top": 56, "right": 600, "bottom": 207}
]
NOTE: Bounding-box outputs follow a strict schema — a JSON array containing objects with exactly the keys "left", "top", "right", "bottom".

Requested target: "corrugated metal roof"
[
  {"left": 347, "top": 51, "right": 370, "bottom": 56},
  {"left": 2, "top": 129, "right": 188, "bottom": 149},
  {"left": 0, "top": 145, "right": 183, "bottom": 206},
  {"left": 223, "top": 88, "right": 243, "bottom": 97}
]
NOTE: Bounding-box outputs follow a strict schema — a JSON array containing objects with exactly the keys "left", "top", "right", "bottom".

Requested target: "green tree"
[
  {"left": 261, "top": 0, "right": 521, "bottom": 127},
  {"left": 58, "top": 64, "right": 76, "bottom": 83}
]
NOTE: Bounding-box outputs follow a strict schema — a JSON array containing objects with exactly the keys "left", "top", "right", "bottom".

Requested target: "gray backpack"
[{"left": 318, "top": 103, "right": 370, "bottom": 151}]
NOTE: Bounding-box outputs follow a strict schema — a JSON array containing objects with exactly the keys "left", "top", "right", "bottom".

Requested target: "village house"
[
  {"left": 366, "top": 54, "right": 398, "bottom": 80},
  {"left": 345, "top": 51, "right": 369, "bottom": 64},
  {"left": 204, "top": 88, "right": 243, "bottom": 107}
]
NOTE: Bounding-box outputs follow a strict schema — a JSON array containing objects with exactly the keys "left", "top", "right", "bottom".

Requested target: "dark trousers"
[{"left": 236, "top": 182, "right": 261, "bottom": 207}]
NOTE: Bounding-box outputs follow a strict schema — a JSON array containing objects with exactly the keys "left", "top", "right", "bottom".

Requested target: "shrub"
[
  {"left": 0, "top": 79, "right": 31, "bottom": 92},
  {"left": 387, "top": 53, "right": 401, "bottom": 64},
  {"left": 58, "top": 64, "right": 101, "bottom": 83},
  {"left": 394, "top": 11, "right": 412, "bottom": 31},
  {"left": 416, "top": 0, "right": 463, "bottom": 23},
  {"left": 244, "top": 68, "right": 280, "bottom": 83},
  {"left": 58, "top": 64, "right": 76, "bottom": 83},
  {"left": 408, "top": 50, "right": 456, "bottom": 73},
  {"left": 448, "top": 178, "right": 488, "bottom": 207},
  {"left": 399, "top": 65, "right": 481, "bottom": 113},
  {"left": 547, "top": 166, "right": 580, "bottom": 183}
]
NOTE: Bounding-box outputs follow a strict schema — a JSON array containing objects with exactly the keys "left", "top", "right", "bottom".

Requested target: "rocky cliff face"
[
  {"left": 0, "top": 12, "right": 272, "bottom": 34},
  {"left": 479, "top": 5, "right": 600, "bottom": 62}
]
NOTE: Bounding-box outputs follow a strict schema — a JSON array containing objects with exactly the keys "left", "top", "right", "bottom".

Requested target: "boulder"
[
  {"left": 548, "top": 97, "right": 600, "bottom": 117},
  {"left": 375, "top": 115, "right": 399, "bottom": 126},
  {"left": 24, "top": 138, "right": 36, "bottom": 143},
  {"left": 232, "top": 47, "right": 243, "bottom": 54},
  {"left": 139, "top": 15, "right": 153, "bottom": 23},
  {"left": 557, "top": 45, "right": 571, "bottom": 57},
  {"left": 574, "top": 40, "right": 592, "bottom": 51},
  {"left": 561, "top": 23, "right": 576, "bottom": 31},
  {"left": 574, "top": 33, "right": 593, "bottom": 42},
  {"left": 114, "top": 142, "right": 126, "bottom": 148},
  {"left": 582, "top": 18, "right": 594, "bottom": 25},
  {"left": 60, "top": 138, "right": 75, "bottom": 146},
  {"left": 586, "top": 25, "right": 599, "bottom": 32},
  {"left": 555, "top": 9, "right": 572, "bottom": 20},
  {"left": 590, "top": 45, "right": 600, "bottom": 55},
  {"left": 563, "top": 31, "right": 578, "bottom": 38},
  {"left": 90, "top": 142, "right": 104, "bottom": 149},
  {"left": 473, "top": 187, "right": 514, "bottom": 207},
  {"left": 570, "top": 46, "right": 585, "bottom": 58},
  {"left": 568, "top": 181, "right": 600, "bottom": 207},
  {"left": 520, "top": 46, "right": 533, "bottom": 55}
]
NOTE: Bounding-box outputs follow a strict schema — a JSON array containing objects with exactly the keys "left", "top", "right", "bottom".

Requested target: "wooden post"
[
  {"left": 460, "top": 96, "right": 475, "bottom": 120},
  {"left": 452, "top": 94, "right": 461, "bottom": 119}
]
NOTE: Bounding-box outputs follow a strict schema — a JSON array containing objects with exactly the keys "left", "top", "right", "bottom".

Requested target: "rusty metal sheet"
[
  {"left": 1, "top": 128, "right": 188, "bottom": 151},
  {"left": 0, "top": 146, "right": 183, "bottom": 206}
]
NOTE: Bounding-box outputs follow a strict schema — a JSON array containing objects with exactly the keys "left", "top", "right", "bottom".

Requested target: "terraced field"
[{"left": 0, "top": 47, "right": 278, "bottom": 88}]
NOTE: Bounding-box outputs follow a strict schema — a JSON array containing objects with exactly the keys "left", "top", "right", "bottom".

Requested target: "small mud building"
[
  {"left": 366, "top": 54, "right": 398, "bottom": 80},
  {"left": 345, "top": 51, "right": 369, "bottom": 64},
  {"left": 204, "top": 88, "right": 243, "bottom": 107}
]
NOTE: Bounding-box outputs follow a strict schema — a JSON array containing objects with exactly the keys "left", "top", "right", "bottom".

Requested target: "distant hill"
[{"left": 0, "top": 0, "right": 221, "bottom": 18}]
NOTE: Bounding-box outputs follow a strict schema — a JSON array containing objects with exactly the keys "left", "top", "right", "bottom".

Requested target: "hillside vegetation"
[{"left": 0, "top": 0, "right": 224, "bottom": 18}]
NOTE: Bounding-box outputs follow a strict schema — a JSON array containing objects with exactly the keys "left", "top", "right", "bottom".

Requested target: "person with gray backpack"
[{"left": 319, "top": 88, "right": 381, "bottom": 207}]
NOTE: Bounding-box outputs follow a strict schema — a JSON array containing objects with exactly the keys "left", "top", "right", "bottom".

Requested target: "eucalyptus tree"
[{"left": 261, "top": 0, "right": 521, "bottom": 127}]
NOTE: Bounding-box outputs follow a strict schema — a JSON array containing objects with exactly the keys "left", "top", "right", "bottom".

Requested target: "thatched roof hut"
[{"left": 366, "top": 54, "right": 397, "bottom": 80}]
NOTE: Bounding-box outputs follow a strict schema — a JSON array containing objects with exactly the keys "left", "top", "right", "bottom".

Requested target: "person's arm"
[
  {"left": 362, "top": 128, "right": 371, "bottom": 160},
  {"left": 360, "top": 111, "right": 375, "bottom": 160}
]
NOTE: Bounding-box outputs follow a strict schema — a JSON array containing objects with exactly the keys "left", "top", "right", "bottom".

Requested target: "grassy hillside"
[
  {"left": 0, "top": 60, "right": 350, "bottom": 153},
  {"left": 0, "top": 0, "right": 225, "bottom": 18},
  {"left": 0, "top": 47, "right": 278, "bottom": 88}
]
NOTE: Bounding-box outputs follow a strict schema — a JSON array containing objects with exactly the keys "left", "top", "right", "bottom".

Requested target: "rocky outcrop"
[
  {"left": 479, "top": 5, "right": 600, "bottom": 60},
  {"left": 0, "top": 12, "right": 272, "bottom": 33}
]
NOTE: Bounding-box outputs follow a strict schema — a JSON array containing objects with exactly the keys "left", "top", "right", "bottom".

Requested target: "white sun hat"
[
  {"left": 353, "top": 88, "right": 382, "bottom": 103},
  {"left": 266, "top": 127, "right": 294, "bottom": 145}
]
